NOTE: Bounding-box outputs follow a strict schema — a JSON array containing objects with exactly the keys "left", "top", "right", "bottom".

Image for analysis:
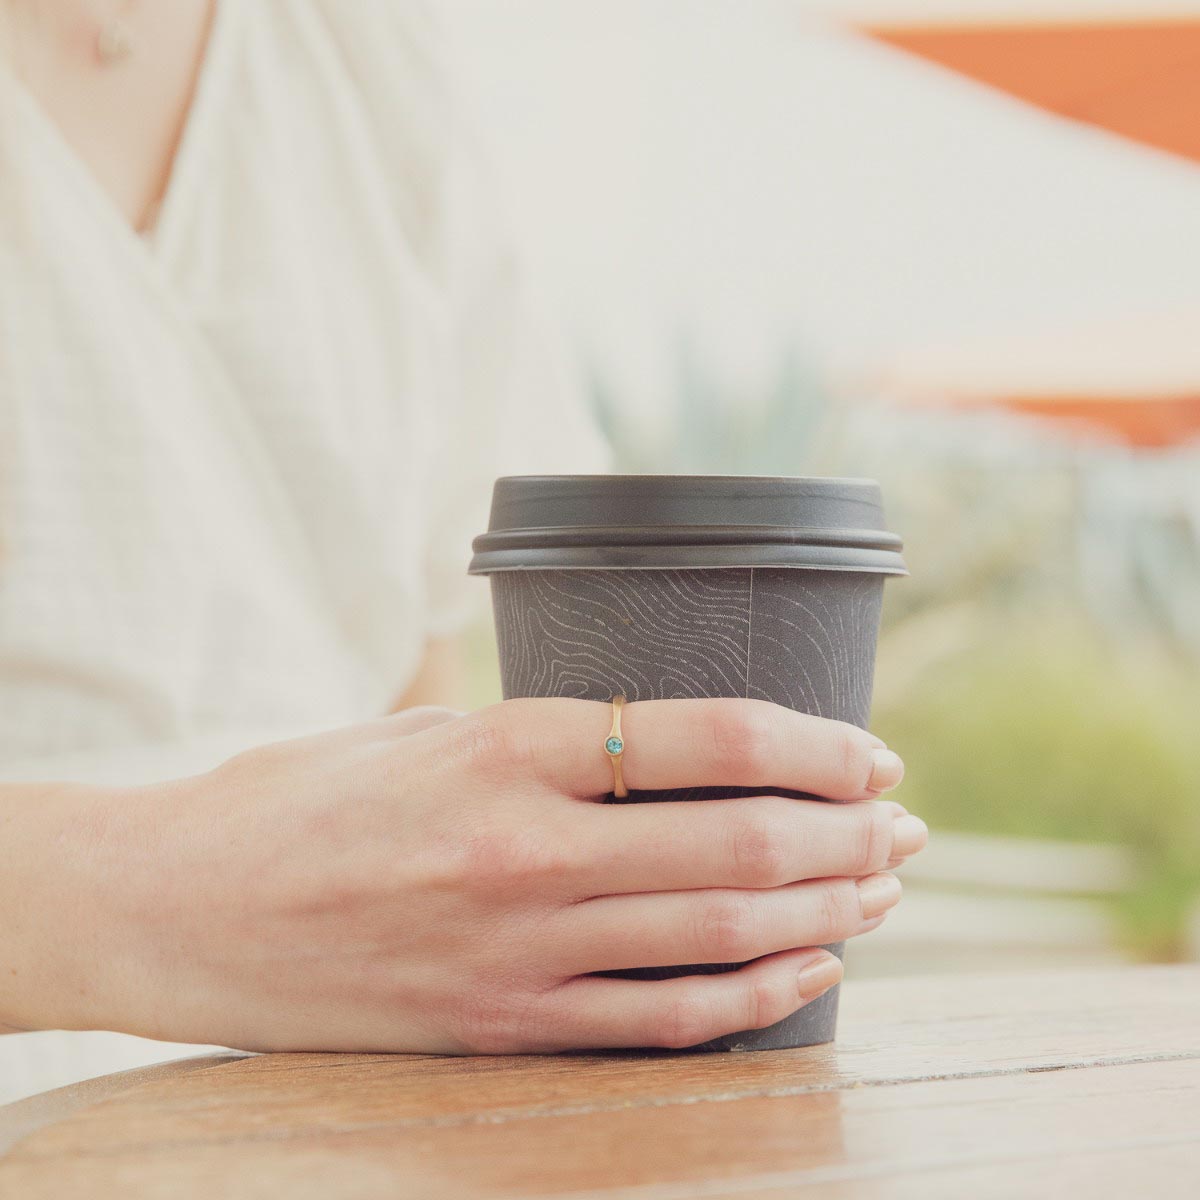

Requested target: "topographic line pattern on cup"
[
  {"left": 747, "top": 569, "right": 881, "bottom": 724},
  {"left": 490, "top": 568, "right": 882, "bottom": 806},
  {"left": 490, "top": 566, "right": 884, "bottom": 1050},
  {"left": 494, "top": 568, "right": 749, "bottom": 705}
]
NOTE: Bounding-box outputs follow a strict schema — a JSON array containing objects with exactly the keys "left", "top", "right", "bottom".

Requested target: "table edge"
[{"left": 0, "top": 1053, "right": 250, "bottom": 1157}]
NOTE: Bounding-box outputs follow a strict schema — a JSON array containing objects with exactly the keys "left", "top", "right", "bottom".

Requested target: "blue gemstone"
[{"left": 605, "top": 736, "right": 624, "bottom": 755}]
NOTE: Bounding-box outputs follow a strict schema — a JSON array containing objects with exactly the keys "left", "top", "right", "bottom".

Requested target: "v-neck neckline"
[{"left": 2, "top": 0, "right": 237, "bottom": 270}]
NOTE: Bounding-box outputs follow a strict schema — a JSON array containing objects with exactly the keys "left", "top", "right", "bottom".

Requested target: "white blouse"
[
  {"left": 0, "top": 0, "right": 605, "bottom": 1100},
  {"left": 0, "top": 0, "right": 606, "bottom": 775}
]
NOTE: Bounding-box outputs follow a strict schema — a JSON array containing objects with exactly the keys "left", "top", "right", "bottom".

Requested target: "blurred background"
[{"left": 443, "top": 0, "right": 1200, "bottom": 975}]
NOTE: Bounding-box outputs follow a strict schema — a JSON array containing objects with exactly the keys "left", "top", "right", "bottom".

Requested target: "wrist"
[{"left": 0, "top": 779, "right": 166, "bottom": 1034}]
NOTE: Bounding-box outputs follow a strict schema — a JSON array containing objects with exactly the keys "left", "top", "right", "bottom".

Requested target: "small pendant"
[{"left": 96, "top": 19, "right": 133, "bottom": 66}]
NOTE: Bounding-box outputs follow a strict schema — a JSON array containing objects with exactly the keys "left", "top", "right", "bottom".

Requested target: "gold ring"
[{"left": 605, "top": 695, "right": 628, "bottom": 799}]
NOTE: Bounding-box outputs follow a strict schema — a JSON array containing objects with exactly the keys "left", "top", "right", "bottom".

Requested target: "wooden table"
[{"left": 3, "top": 967, "right": 1198, "bottom": 1198}]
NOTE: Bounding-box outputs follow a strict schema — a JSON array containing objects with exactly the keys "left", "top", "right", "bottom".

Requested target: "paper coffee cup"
[{"left": 470, "top": 475, "right": 906, "bottom": 1051}]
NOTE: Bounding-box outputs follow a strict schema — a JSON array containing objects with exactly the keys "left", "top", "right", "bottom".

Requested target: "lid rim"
[
  {"left": 472, "top": 524, "right": 903, "bottom": 554},
  {"left": 492, "top": 472, "right": 887, "bottom": 487},
  {"left": 475, "top": 474, "right": 906, "bottom": 577},
  {"left": 470, "top": 544, "right": 909, "bottom": 576}
]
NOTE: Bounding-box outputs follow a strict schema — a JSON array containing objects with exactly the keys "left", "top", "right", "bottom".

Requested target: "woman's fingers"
[
  {"left": 482, "top": 697, "right": 901, "bottom": 801},
  {"left": 555, "top": 873, "right": 898, "bottom": 975},
  {"left": 571, "top": 794, "right": 926, "bottom": 896},
  {"left": 537, "top": 947, "right": 844, "bottom": 1051}
]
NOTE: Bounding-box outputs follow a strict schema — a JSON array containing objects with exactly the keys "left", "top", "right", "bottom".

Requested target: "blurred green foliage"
[
  {"left": 468, "top": 605, "right": 1200, "bottom": 957},
  {"left": 472, "top": 347, "right": 1200, "bottom": 960},
  {"left": 872, "top": 617, "right": 1200, "bottom": 959},
  {"left": 591, "top": 339, "right": 836, "bottom": 476}
]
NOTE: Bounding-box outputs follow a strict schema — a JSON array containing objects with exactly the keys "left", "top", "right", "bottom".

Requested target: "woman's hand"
[{"left": 14, "top": 700, "right": 925, "bottom": 1053}]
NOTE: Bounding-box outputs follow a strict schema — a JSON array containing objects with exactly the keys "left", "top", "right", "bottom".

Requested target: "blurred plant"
[
  {"left": 872, "top": 616, "right": 1200, "bottom": 960},
  {"left": 589, "top": 338, "right": 835, "bottom": 476},
  {"left": 484, "top": 343, "right": 1200, "bottom": 961},
  {"left": 840, "top": 405, "right": 1200, "bottom": 659},
  {"left": 835, "top": 406, "right": 1081, "bottom": 631}
]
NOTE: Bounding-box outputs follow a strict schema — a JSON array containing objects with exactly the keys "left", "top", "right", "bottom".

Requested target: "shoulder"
[
  {"left": 261, "top": 1, "right": 472, "bottom": 202},
  {"left": 235, "top": 0, "right": 476, "bottom": 260},
  {"left": 277, "top": 0, "right": 455, "bottom": 113}
]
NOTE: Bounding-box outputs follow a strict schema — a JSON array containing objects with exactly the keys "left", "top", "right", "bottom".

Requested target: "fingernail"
[
  {"left": 867, "top": 748, "right": 905, "bottom": 792},
  {"left": 796, "top": 952, "right": 843, "bottom": 996},
  {"left": 856, "top": 871, "right": 902, "bottom": 918},
  {"left": 891, "top": 813, "right": 929, "bottom": 859}
]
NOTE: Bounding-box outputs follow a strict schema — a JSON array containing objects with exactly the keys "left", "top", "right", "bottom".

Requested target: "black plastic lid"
[{"left": 469, "top": 475, "right": 907, "bottom": 575}]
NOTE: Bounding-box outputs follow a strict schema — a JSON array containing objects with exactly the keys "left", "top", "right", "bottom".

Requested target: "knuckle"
[
  {"left": 655, "top": 994, "right": 712, "bottom": 1050},
  {"left": 447, "top": 708, "right": 529, "bottom": 776},
  {"left": 401, "top": 704, "right": 461, "bottom": 727},
  {"left": 696, "top": 892, "right": 759, "bottom": 962},
  {"left": 464, "top": 701, "right": 567, "bottom": 794},
  {"left": 709, "top": 701, "right": 775, "bottom": 780},
  {"left": 728, "top": 810, "right": 788, "bottom": 887},
  {"left": 454, "top": 994, "right": 523, "bottom": 1055},
  {"left": 854, "top": 804, "right": 893, "bottom": 874},
  {"left": 746, "top": 975, "right": 791, "bottom": 1031},
  {"left": 835, "top": 726, "right": 874, "bottom": 795},
  {"left": 816, "top": 880, "right": 859, "bottom": 940},
  {"left": 216, "top": 740, "right": 286, "bottom": 781},
  {"left": 452, "top": 968, "right": 557, "bottom": 1055},
  {"left": 458, "top": 826, "right": 566, "bottom": 893}
]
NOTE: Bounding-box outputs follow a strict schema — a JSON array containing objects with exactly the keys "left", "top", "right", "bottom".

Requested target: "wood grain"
[
  {"left": 0, "top": 1054, "right": 247, "bottom": 1156},
  {"left": 2, "top": 968, "right": 1197, "bottom": 1199}
]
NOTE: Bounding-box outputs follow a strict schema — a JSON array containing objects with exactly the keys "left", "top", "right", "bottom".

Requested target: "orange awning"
[
  {"left": 864, "top": 18, "right": 1200, "bottom": 164},
  {"left": 914, "top": 392, "right": 1200, "bottom": 448},
  {"left": 860, "top": 16, "right": 1200, "bottom": 444},
  {"left": 878, "top": 310, "right": 1200, "bottom": 448}
]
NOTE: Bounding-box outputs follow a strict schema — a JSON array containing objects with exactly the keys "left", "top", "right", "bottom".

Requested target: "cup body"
[
  {"left": 489, "top": 566, "right": 884, "bottom": 1050},
  {"left": 471, "top": 475, "right": 904, "bottom": 1052}
]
